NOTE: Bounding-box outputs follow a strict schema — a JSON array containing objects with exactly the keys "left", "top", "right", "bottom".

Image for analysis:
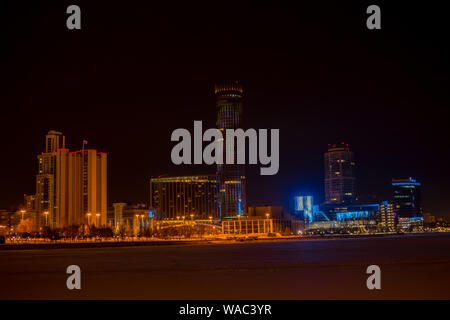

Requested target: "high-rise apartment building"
[
  {"left": 215, "top": 81, "right": 247, "bottom": 217},
  {"left": 324, "top": 142, "right": 356, "bottom": 204},
  {"left": 34, "top": 131, "right": 107, "bottom": 228},
  {"left": 150, "top": 175, "right": 219, "bottom": 220}
]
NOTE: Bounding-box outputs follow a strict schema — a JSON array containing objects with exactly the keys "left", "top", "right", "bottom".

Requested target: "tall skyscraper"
[
  {"left": 149, "top": 175, "right": 220, "bottom": 220},
  {"left": 215, "top": 81, "right": 247, "bottom": 217},
  {"left": 35, "top": 131, "right": 107, "bottom": 228},
  {"left": 392, "top": 177, "right": 423, "bottom": 228},
  {"left": 324, "top": 142, "right": 356, "bottom": 204}
]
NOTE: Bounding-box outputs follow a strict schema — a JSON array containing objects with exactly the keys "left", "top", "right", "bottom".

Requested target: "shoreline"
[{"left": 1, "top": 232, "right": 449, "bottom": 251}]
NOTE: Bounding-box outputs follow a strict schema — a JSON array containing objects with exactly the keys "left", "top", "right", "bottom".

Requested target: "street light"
[
  {"left": 20, "top": 210, "right": 26, "bottom": 221},
  {"left": 135, "top": 214, "right": 140, "bottom": 229},
  {"left": 96, "top": 213, "right": 100, "bottom": 226},
  {"left": 265, "top": 213, "right": 270, "bottom": 219},
  {"left": 44, "top": 211, "right": 49, "bottom": 226},
  {"left": 86, "top": 212, "right": 92, "bottom": 225},
  {"left": 190, "top": 214, "right": 194, "bottom": 220}
]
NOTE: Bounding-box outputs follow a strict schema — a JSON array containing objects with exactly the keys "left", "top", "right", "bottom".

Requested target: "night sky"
[{"left": 1, "top": 1, "right": 449, "bottom": 217}]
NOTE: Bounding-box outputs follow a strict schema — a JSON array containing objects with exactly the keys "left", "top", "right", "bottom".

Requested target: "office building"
[
  {"left": 150, "top": 175, "right": 220, "bottom": 220},
  {"left": 324, "top": 142, "right": 356, "bottom": 204},
  {"left": 34, "top": 131, "right": 107, "bottom": 228},
  {"left": 392, "top": 177, "right": 423, "bottom": 229},
  {"left": 215, "top": 81, "right": 247, "bottom": 217}
]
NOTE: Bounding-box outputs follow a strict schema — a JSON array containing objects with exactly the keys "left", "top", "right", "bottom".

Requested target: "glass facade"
[
  {"left": 150, "top": 175, "right": 220, "bottom": 220},
  {"left": 215, "top": 81, "right": 247, "bottom": 218},
  {"left": 392, "top": 178, "right": 423, "bottom": 226},
  {"left": 324, "top": 143, "right": 356, "bottom": 204}
]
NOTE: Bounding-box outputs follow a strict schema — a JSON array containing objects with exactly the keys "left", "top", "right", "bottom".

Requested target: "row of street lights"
[
  {"left": 18, "top": 210, "right": 267, "bottom": 228},
  {"left": 86, "top": 212, "right": 101, "bottom": 226},
  {"left": 136, "top": 214, "right": 145, "bottom": 227},
  {"left": 19, "top": 209, "right": 49, "bottom": 226},
  {"left": 236, "top": 213, "right": 271, "bottom": 219},
  {"left": 19, "top": 210, "right": 102, "bottom": 227},
  {"left": 175, "top": 214, "right": 195, "bottom": 221}
]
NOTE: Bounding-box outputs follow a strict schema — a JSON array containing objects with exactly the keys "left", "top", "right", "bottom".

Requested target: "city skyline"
[
  {"left": 1, "top": 2, "right": 449, "bottom": 218},
  {"left": 0, "top": 105, "right": 443, "bottom": 219},
  {"left": 6, "top": 124, "right": 431, "bottom": 219}
]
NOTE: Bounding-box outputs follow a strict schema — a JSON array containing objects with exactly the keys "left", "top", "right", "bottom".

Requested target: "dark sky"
[{"left": 1, "top": 1, "right": 449, "bottom": 217}]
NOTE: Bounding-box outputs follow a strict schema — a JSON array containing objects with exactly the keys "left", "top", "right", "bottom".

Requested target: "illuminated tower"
[
  {"left": 215, "top": 81, "right": 247, "bottom": 218},
  {"left": 324, "top": 142, "right": 356, "bottom": 204}
]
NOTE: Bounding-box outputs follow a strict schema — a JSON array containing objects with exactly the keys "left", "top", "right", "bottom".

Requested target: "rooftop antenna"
[{"left": 82, "top": 139, "right": 88, "bottom": 151}]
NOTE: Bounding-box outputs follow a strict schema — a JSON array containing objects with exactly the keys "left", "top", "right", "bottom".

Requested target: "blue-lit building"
[
  {"left": 294, "top": 196, "right": 315, "bottom": 221},
  {"left": 302, "top": 198, "right": 380, "bottom": 232},
  {"left": 320, "top": 203, "right": 379, "bottom": 225},
  {"left": 392, "top": 177, "right": 423, "bottom": 229}
]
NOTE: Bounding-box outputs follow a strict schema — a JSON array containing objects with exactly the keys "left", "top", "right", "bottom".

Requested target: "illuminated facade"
[
  {"left": 149, "top": 175, "right": 220, "bottom": 220},
  {"left": 306, "top": 203, "right": 379, "bottom": 232},
  {"left": 294, "top": 196, "right": 315, "bottom": 221},
  {"left": 321, "top": 203, "right": 379, "bottom": 223},
  {"left": 392, "top": 177, "right": 423, "bottom": 229},
  {"left": 377, "top": 200, "right": 395, "bottom": 232},
  {"left": 67, "top": 149, "right": 107, "bottom": 227},
  {"left": 35, "top": 131, "right": 107, "bottom": 228},
  {"left": 324, "top": 142, "right": 356, "bottom": 204},
  {"left": 222, "top": 218, "right": 273, "bottom": 235},
  {"left": 215, "top": 81, "right": 247, "bottom": 217}
]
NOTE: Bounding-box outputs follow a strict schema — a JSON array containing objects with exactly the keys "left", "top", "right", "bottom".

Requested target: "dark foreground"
[{"left": 1, "top": 233, "right": 450, "bottom": 299}]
